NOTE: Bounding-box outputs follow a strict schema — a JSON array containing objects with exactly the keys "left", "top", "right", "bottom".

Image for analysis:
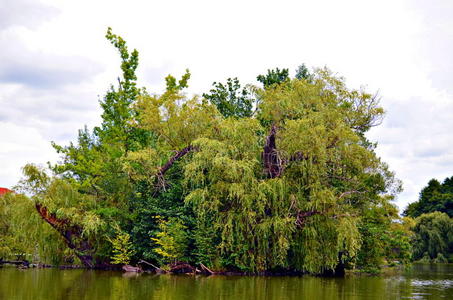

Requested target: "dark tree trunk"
[
  {"left": 153, "top": 145, "right": 196, "bottom": 195},
  {"left": 262, "top": 124, "right": 283, "bottom": 178},
  {"left": 157, "top": 145, "right": 196, "bottom": 177},
  {"left": 321, "top": 253, "right": 346, "bottom": 277},
  {"left": 35, "top": 203, "right": 95, "bottom": 268}
]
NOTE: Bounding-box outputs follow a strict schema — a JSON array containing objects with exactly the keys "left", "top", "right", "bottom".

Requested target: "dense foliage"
[
  {"left": 411, "top": 212, "right": 453, "bottom": 262},
  {"left": 0, "top": 29, "right": 411, "bottom": 274},
  {"left": 403, "top": 176, "right": 453, "bottom": 263},
  {"left": 404, "top": 177, "right": 453, "bottom": 218}
]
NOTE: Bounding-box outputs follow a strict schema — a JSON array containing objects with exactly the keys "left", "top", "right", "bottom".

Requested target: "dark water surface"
[{"left": 1, "top": 264, "right": 453, "bottom": 299}]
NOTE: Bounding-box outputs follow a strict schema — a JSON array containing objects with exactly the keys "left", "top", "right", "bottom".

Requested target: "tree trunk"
[
  {"left": 262, "top": 124, "right": 282, "bottom": 178},
  {"left": 35, "top": 203, "right": 95, "bottom": 268}
]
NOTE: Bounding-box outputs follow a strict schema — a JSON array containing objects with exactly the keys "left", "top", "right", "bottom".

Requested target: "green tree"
[
  {"left": 15, "top": 29, "right": 403, "bottom": 275},
  {"left": 412, "top": 212, "right": 453, "bottom": 261},
  {"left": 404, "top": 177, "right": 453, "bottom": 217},
  {"left": 180, "top": 70, "right": 396, "bottom": 273},
  {"left": 257, "top": 67, "right": 289, "bottom": 88},
  {"left": 151, "top": 217, "right": 189, "bottom": 264},
  {"left": 295, "top": 63, "right": 312, "bottom": 80},
  {"left": 357, "top": 202, "right": 412, "bottom": 272},
  {"left": 18, "top": 28, "right": 150, "bottom": 267},
  {"left": 203, "top": 78, "right": 254, "bottom": 118},
  {"left": 0, "top": 189, "right": 76, "bottom": 265},
  {"left": 17, "top": 164, "right": 105, "bottom": 267},
  {"left": 109, "top": 226, "right": 135, "bottom": 265}
]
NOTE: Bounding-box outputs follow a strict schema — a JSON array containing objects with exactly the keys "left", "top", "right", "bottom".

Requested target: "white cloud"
[
  {"left": 0, "top": 0, "right": 452, "bottom": 213},
  {"left": 0, "top": 122, "right": 59, "bottom": 188}
]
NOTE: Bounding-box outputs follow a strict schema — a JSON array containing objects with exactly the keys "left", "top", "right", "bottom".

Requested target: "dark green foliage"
[
  {"left": 404, "top": 177, "right": 453, "bottom": 218},
  {"left": 295, "top": 64, "right": 311, "bottom": 80},
  {"left": 203, "top": 78, "right": 254, "bottom": 118},
  {"left": 257, "top": 68, "right": 289, "bottom": 88},
  {"left": 128, "top": 165, "right": 194, "bottom": 263},
  {"left": 356, "top": 203, "right": 412, "bottom": 272}
]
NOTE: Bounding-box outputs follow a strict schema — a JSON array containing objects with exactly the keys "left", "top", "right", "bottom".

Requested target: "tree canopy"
[
  {"left": 404, "top": 177, "right": 453, "bottom": 218},
  {"left": 0, "top": 29, "right": 408, "bottom": 275}
]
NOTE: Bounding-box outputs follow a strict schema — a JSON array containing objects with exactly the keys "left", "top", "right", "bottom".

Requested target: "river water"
[{"left": 1, "top": 264, "right": 452, "bottom": 299}]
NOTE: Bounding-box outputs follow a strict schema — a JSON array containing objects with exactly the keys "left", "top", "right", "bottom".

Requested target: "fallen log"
[
  {"left": 199, "top": 263, "right": 217, "bottom": 275},
  {"left": 0, "top": 260, "right": 29, "bottom": 267}
]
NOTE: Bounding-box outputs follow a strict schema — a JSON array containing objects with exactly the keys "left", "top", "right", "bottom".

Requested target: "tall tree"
[
  {"left": 404, "top": 177, "right": 453, "bottom": 217},
  {"left": 22, "top": 28, "right": 149, "bottom": 267}
]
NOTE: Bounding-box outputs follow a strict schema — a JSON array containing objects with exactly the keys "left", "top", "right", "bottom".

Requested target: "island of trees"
[{"left": 0, "top": 29, "right": 450, "bottom": 275}]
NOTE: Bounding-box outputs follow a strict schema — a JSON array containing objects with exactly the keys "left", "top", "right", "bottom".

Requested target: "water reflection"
[{"left": 0, "top": 264, "right": 452, "bottom": 300}]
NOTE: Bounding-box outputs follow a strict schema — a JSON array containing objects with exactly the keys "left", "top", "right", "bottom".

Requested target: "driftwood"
[
  {"left": 138, "top": 259, "right": 167, "bottom": 274},
  {"left": 199, "top": 263, "right": 218, "bottom": 275},
  {"left": 122, "top": 265, "right": 142, "bottom": 273}
]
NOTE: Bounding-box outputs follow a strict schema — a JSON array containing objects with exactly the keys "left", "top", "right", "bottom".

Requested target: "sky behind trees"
[{"left": 1, "top": 0, "right": 452, "bottom": 210}]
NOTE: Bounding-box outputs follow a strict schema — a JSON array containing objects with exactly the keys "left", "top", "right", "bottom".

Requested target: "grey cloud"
[
  {"left": 368, "top": 93, "right": 453, "bottom": 209},
  {"left": 0, "top": 87, "right": 101, "bottom": 126},
  {"left": 415, "top": 148, "right": 448, "bottom": 159},
  {"left": 142, "top": 66, "right": 168, "bottom": 85},
  {"left": 0, "top": 41, "right": 103, "bottom": 89},
  {"left": 0, "top": 0, "right": 58, "bottom": 30}
]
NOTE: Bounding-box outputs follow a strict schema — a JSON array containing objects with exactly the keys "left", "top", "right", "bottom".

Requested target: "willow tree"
[
  {"left": 0, "top": 188, "right": 74, "bottom": 265},
  {"left": 16, "top": 164, "right": 105, "bottom": 267},
  {"left": 412, "top": 212, "right": 453, "bottom": 261},
  {"left": 130, "top": 66, "right": 399, "bottom": 273},
  {"left": 184, "top": 71, "right": 397, "bottom": 273},
  {"left": 15, "top": 28, "right": 401, "bottom": 273}
]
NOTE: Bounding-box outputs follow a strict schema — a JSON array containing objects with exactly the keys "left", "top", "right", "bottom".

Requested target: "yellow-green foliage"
[
  {"left": 0, "top": 192, "right": 74, "bottom": 264},
  {"left": 18, "top": 164, "right": 105, "bottom": 237},
  {"left": 180, "top": 72, "right": 397, "bottom": 273},
  {"left": 151, "top": 217, "right": 188, "bottom": 263},
  {"left": 109, "top": 227, "right": 135, "bottom": 265}
]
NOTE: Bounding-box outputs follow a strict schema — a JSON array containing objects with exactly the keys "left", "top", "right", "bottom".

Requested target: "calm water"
[{"left": 1, "top": 264, "right": 453, "bottom": 299}]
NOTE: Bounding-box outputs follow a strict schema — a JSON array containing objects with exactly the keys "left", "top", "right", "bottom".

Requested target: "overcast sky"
[{"left": 1, "top": 0, "right": 452, "bottom": 211}]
